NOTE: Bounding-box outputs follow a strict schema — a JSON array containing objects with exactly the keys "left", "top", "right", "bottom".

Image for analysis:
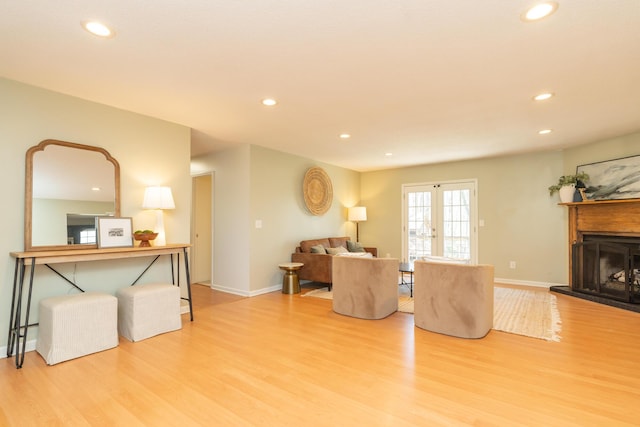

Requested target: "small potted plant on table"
[{"left": 133, "top": 229, "right": 158, "bottom": 247}]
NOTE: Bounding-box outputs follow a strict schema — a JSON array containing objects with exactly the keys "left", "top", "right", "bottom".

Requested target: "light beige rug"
[
  {"left": 302, "top": 287, "right": 333, "bottom": 299},
  {"left": 303, "top": 286, "right": 561, "bottom": 341},
  {"left": 303, "top": 287, "right": 423, "bottom": 314},
  {"left": 303, "top": 288, "right": 414, "bottom": 311},
  {"left": 493, "top": 287, "right": 561, "bottom": 342}
]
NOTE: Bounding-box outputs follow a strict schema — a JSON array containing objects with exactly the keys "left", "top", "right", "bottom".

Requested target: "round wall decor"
[{"left": 303, "top": 167, "right": 333, "bottom": 215}]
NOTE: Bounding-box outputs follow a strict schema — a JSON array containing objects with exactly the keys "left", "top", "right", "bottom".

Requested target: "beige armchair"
[
  {"left": 332, "top": 256, "right": 399, "bottom": 319},
  {"left": 414, "top": 260, "right": 494, "bottom": 338}
]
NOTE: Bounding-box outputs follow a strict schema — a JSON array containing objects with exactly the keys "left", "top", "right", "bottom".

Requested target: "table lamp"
[{"left": 142, "top": 186, "right": 175, "bottom": 246}]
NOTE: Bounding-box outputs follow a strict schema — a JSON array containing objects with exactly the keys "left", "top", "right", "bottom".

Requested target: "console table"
[{"left": 7, "top": 244, "right": 193, "bottom": 368}]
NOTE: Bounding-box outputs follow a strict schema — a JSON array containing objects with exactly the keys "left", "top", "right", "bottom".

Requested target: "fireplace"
[
  {"left": 572, "top": 235, "right": 640, "bottom": 303},
  {"left": 549, "top": 198, "right": 640, "bottom": 311}
]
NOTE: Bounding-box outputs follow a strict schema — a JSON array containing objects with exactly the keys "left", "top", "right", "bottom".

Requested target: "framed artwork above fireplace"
[{"left": 577, "top": 154, "right": 640, "bottom": 200}]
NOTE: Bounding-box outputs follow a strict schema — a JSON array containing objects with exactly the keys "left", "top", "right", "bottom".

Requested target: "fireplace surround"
[{"left": 550, "top": 198, "right": 640, "bottom": 311}]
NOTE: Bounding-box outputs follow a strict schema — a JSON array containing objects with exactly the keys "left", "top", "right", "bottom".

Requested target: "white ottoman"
[
  {"left": 116, "top": 283, "right": 182, "bottom": 342},
  {"left": 36, "top": 292, "right": 118, "bottom": 365}
]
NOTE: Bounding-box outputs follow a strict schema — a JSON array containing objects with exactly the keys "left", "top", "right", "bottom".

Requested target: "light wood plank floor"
[{"left": 2, "top": 283, "right": 640, "bottom": 426}]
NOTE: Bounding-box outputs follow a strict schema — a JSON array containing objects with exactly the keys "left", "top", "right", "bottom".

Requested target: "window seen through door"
[{"left": 79, "top": 228, "right": 96, "bottom": 244}]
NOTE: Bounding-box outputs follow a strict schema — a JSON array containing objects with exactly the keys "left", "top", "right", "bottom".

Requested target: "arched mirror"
[{"left": 25, "top": 139, "right": 120, "bottom": 251}]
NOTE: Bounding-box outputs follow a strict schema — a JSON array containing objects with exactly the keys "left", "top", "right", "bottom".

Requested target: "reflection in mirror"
[
  {"left": 66, "top": 213, "right": 112, "bottom": 245},
  {"left": 26, "top": 140, "right": 120, "bottom": 251}
]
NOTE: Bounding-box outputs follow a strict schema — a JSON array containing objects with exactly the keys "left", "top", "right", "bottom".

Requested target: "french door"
[{"left": 402, "top": 180, "right": 477, "bottom": 264}]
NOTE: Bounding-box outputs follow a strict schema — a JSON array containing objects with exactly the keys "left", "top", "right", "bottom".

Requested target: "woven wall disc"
[{"left": 303, "top": 167, "right": 333, "bottom": 215}]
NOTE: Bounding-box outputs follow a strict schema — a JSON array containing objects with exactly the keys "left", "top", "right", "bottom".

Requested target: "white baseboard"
[
  {"left": 211, "top": 279, "right": 567, "bottom": 296},
  {"left": 209, "top": 283, "right": 285, "bottom": 297},
  {"left": 180, "top": 300, "right": 190, "bottom": 314},
  {"left": 249, "top": 285, "right": 281, "bottom": 297},
  {"left": 494, "top": 278, "right": 568, "bottom": 289},
  {"left": 0, "top": 340, "right": 37, "bottom": 359},
  {"left": 209, "top": 283, "right": 251, "bottom": 297}
]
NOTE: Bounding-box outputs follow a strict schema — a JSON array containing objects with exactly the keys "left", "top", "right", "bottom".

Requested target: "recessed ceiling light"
[
  {"left": 522, "top": 2, "right": 558, "bottom": 22},
  {"left": 533, "top": 92, "right": 554, "bottom": 101},
  {"left": 385, "top": 152, "right": 393, "bottom": 157},
  {"left": 262, "top": 98, "right": 277, "bottom": 106},
  {"left": 91, "top": 187, "right": 101, "bottom": 191},
  {"left": 339, "top": 133, "right": 351, "bottom": 139},
  {"left": 82, "top": 21, "right": 114, "bottom": 38},
  {"left": 539, "top": 129, "right": 553, "bottom": 135}
]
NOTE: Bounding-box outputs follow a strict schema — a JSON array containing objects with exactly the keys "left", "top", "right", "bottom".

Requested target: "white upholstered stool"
[
  {"left": 36, "top": 292, "right": 118, "bottom": 365},
  {"left": 116, "top": 283, "right": 182, "bottom": 342}
]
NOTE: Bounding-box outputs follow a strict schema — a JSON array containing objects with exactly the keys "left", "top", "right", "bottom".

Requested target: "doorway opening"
[{"left": 191, "top": 173, "right": 213, "bottom": 285}]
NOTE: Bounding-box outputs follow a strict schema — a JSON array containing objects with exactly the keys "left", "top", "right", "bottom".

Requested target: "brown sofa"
[{"left": 291, "top": 237, "right": 377, "bottom": 290}]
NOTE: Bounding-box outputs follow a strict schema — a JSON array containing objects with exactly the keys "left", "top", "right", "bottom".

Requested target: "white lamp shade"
[
  {"left": 348, "top": 206, "right": 367, "bottom": 222},
  {"left": 142, "top": 186, "right": 175, "bottom": 210}
]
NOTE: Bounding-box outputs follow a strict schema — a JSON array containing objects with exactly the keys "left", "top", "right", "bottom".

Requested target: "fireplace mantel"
[{"left": 562, "top": 198, "right": 640, "bottom": 285}]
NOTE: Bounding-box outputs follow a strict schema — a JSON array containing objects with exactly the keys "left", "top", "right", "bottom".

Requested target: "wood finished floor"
[{"left": 1, "top": 283, "right": 640, "bottom": 426}]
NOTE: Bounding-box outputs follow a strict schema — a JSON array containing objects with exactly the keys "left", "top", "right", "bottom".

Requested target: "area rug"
[
  {"left": 302, "top": 286, "right": 561, "bottom": 341},
  {"left": 303, "top": 287, "right": 414, "bottom": 312}
]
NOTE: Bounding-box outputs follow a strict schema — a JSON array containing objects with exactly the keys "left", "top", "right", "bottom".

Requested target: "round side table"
[{"left": 278, "top": 262, "right": 304, "bottom": 294}]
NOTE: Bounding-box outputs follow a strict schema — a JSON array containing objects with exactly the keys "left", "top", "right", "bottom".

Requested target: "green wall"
[
  {"left": 192, "top": 145, "right": 361, "bottom": 295},
  {"left": 192, "top": 145, "right": 251, "bottom": 295},
  {"left": 563, "top": 132, "right": 640, "bottom": 173},
  {"left": 362, "top": 131, "right": 640, "bottom": 285},
  {"left": 0, "top": 78, "right": 191, "bottom": 351},
  {"left": 361, "top": 150, "right": 567, "bottom": 284}
]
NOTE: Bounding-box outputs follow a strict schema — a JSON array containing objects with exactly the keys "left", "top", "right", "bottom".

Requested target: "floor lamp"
[
  {"left": 142, "top": 186, "right": 175, "bottom": 246},
  {"left": 348, "top": 206, "right": 367, "bottom": 243}
]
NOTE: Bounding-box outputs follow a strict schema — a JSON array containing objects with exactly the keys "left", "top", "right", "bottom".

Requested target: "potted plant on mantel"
[{"left": 548, "top": 172, "right": 589, "bottom": 203}]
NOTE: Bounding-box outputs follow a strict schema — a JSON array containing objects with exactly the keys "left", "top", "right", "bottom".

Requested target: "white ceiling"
[{"left": 1, "top": 1, "right": 639, "bottom": 172}]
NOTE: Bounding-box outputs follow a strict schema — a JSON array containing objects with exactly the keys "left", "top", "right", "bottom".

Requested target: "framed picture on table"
[{"left": 96, "top": 217, "right": 133, "bottom": 248}]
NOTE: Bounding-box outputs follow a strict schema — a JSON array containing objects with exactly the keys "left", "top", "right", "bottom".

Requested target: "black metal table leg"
[
  {"left": 399, "top": 270, "right": 414, "bottom": 297},
  {"left": 7, "top": 258, "right": 20, "bottom": 357},
  {"left": 9, "top": 259, "right": 35, "bottom": 368},
  {"left": 182, "top": 248, "right": 193, "bottom": 321},
  {"left": 410, "top": 271, "right": 413, "bottom": 297},
  {"left": 170, "top": 253, "right": 176, "bottom": 285},
  {"left": 16, "top": 261, "right": 37, "bottom": 368},
  {"left": 7, "top": 259, "right": 22, "bottom": 358}
]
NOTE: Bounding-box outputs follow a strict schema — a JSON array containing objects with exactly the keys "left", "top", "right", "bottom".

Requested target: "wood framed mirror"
[{"left": 25, "top": 139, "right": 120, "bottom": 251}]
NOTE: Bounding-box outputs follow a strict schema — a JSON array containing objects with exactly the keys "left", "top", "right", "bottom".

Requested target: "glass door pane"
[
  {"left": 406, "top": 187, "right": 436, "bottom": 262},
  {"left": 442, "top": 188, "right": 471, "bottom": 261}
]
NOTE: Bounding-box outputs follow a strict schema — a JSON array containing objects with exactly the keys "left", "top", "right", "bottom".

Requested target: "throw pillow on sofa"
[
  {"left": 326, "top": 246, "right": 349, "bottom": 255},
  {"left": 347, "top": 240, "right": 366, "bottom": 253},
  {"left": 310, "top": 244, "right": 327, "bottom": 254}
]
